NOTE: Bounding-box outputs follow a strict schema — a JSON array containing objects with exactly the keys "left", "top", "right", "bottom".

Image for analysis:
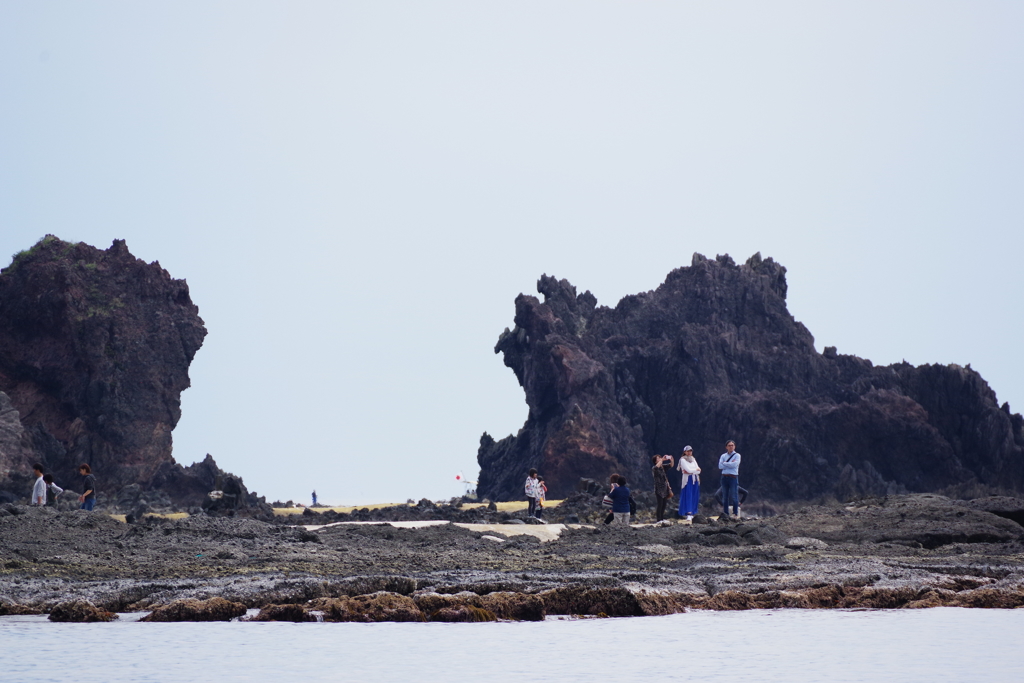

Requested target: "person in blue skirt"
[{"left": 677, "top": 446, "right": 701, "bottom": 521}]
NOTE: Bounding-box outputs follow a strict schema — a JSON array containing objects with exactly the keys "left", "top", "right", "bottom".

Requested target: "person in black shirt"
[
  {"left": 651, "top": 455, "right": 674, "bottom": 522},
  {"left": 78, "top": 463, "right": 96, "bottom": 511}
]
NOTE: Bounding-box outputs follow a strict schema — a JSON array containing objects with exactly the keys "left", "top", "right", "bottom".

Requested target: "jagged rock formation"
[
  {"left": 477, "top": 253, "right": 1024, "bottom": 502},
  {"left": 0, "top": 236, "right": 260, "bottom": 510}
]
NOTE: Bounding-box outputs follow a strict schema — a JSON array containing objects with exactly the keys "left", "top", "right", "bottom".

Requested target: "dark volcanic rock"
[
  {"left": 964, "top": 496, "right": 1024, "bottom": 527},
  {"left": 0, "top": 236, "right": 267, "bottom": 512},
  {"left": 0, "top": 236, "right": 205, "bottom": 492},
  {"left": 477, "top": 253, "right": 1024, "bottom": 502}
]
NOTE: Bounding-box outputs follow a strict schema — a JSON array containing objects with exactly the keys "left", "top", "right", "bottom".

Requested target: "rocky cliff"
[
  {"left": 477, "top": 253, "right": 1024, "bottom": 502},
  {"left": 0, "top": 236, "right": 257, "bottom": 509}
]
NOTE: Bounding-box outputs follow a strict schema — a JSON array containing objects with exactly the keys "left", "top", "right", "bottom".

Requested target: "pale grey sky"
[{"left": 2, "top": 2, "right": 1022, "bottom": 505}]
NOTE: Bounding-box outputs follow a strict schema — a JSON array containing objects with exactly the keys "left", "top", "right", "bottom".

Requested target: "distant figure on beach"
[
  {"left": 525, "top": 468, "right": 541, "bottom": 518},
  {"left": 311, "top": 490, "right": 317, "bottom": 506},
  {"left": 651, "top": 455, "right": 674, "bottom": 522},
  {"left": 677, "top": 446, "right": 701, "bottom": 521},
  {"left": 608, "top": 475, "right": 631, "bottom": 526},
  {"left": 718, "top": 440, "right": 741, "bottom": 519},
  {"left": 43, "top": 474, "right": 63, "bottom": 507},
  {"left": 31, "top": 463, "right": 46, "bottom": 506},
  {"left": 78, "top": 464, "right": 96, "bottom": 511}
]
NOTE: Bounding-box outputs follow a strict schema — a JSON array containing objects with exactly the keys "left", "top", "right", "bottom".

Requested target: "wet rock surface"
[
  {"left": 1, "top": 494, "right": 1023, "bottom": 619},
  {"left": 477, "top": 254, "right": 1024, "bottom": 502}
]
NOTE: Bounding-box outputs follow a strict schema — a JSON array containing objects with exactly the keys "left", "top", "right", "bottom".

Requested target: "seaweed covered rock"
[
  {"left": 251, "top": 603, "right": 313, "bottom": 622},
  {"left": 429, "top": 604, "right": 497, "bottom": 622},
  {"left": 414, "top": 590, "right": 544, "bottom": 621},
  {"left": 478, "top": 253, "right": 1024, "bottom": 502},
  {"left": 141, "top": 597, "right": 247, "bottom": 622},
  {"left": 48, "top": 600, "right": 117, "bottom": 622},
  {"left": 309, "top": 592, "right": 425, "bottom": 623},
  {"left": 539, "top": 585, "right": 644, "bottom": 617}
]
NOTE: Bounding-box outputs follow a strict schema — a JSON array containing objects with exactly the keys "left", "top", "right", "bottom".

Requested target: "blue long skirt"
[{"left": 679, "top": 478, "right": 700, "bottom": 516}]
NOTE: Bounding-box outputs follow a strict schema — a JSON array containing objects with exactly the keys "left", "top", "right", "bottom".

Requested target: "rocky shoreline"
[{"left": 2, "top": 493, "right": 1023, "bottom": 621}]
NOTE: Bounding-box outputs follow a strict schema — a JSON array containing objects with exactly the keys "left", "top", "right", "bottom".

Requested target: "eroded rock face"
[
  {"left": 0, "top": 236, "right": 205, "bottom": 493},
  {"left": 477, "top": 253, "right": 1024, "bottom": 501},
  {"left": 0, "top": 237, "right": 270, "bottom": 512}
]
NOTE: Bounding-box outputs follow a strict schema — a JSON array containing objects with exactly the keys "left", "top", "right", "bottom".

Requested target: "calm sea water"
[{"left": 1, "top": 608, "right": 1021, "bottom": 682}]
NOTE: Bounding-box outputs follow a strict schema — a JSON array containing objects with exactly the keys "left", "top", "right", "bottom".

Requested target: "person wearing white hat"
[{"left": 677, "top": 446, "right": 701, "bottom": 521}]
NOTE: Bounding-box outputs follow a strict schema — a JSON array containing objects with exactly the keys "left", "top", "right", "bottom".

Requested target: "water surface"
[{"left": 1, "top": 608, "right": 1020, "bottom": 682}]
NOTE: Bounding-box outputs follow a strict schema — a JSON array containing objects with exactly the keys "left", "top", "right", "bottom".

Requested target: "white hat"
[{"left": 683, "top": 445, "right": 693, "bottom": 452}]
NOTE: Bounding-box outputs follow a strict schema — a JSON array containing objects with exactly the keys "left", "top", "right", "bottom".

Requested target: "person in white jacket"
[
  {"left": 677, "top": 446, "right": 701, "bottom": 521},
  {"left": 31, "top": 464, "right": 46, "bottom": 506}
]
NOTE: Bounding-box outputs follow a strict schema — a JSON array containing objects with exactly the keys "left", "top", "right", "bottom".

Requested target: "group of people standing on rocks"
[
  {"left": 651, "top": 440, "right": 744, "bottom": 522},
  {"left": 604, "top": 440, "right": 744, "bottom": 525},
  {"left": 29, "top": 463, "right": 96, "bottom": 510},
  {"left": 524, "top": 440, "right": 745, "bottom": 526}
]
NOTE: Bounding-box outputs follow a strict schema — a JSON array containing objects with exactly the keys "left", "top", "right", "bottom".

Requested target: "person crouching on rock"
[
  {"left": 718, "top": 440, "right": 741, "bottom": 519},
  {"left": 677, "top": 446, "right": 701, "bottom": 521},
  {"left": 609, "top": 475, "right": 632, "bottom": 527},
  {"left": 43, "top": 474, "right": 63, "bottom": 507},
  {"left": 714, "top": 484, "right": 747, "bottom": 515},
  {"left": 78, "top": 463, "right": 96, "bottom": 511},
  {"left": 652, "top": 455, "right": 674, "bottom": 522},
  {"left": 525, "top": 468, "right": 541, "bottom": 518}
]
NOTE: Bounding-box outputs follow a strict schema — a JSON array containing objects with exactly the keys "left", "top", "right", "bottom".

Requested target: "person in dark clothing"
[
  {"left": 714, "top": 485, "right": 748, "bottom": 509},
  {"left": 651, "top": 454, "right": 674, "bottom": 522},
  {"left": 78, "top": 463, "right": 96, "bottom": 511},
  {"left": 603, "top": 473, "right": 620, "bottom": 525},
  {"left": 609, "top": 475, "right": 632, "bottom": 526},
  {"left": 43, "top": 474, "right": 63, "bottom": 507}
]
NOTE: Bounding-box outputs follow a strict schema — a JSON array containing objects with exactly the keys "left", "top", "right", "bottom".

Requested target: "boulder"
[
  {"left": 309, "top": 592, "right": 425, "bottom": 623},
  {"left": 48, "top": 600, "right": 117, "bottom": 623},
  {"left": 251, "top": 604, "right": 313, "bottom": 622},
  {"left": 141, "top": 597, "right": 247, "bottom": 622},
  {"left": 429, "top": 605, "right": 497, "bottom": 622},
  {"left": 539, "top": 586, "right": 643, "bottom": 617}
]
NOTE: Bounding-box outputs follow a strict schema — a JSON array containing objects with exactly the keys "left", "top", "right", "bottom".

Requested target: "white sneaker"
[{"left": 685, "top": 515, "right": 693, "bottom": 522}]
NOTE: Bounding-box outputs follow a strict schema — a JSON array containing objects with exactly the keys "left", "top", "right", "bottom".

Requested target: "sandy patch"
[{"left": 297, "top": 519, "right": 592, "bottom": 542}]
